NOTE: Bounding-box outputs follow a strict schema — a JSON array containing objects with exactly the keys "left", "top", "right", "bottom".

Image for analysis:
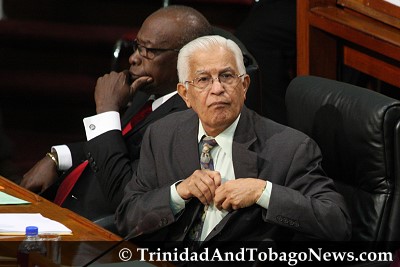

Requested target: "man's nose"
[
  {"left": 128, "top": 49, "right": 142, "bottom": 65},
  {"left": 209, "top": 77, "right": 225, "bottom": 94}
]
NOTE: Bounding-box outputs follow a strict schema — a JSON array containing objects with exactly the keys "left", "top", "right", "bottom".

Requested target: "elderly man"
[
  {"left": 20, "top": 6, "right": 212, "bottom": 222},
  {"left": 116, "top": 35, "right": 351, "bottom": 254}
]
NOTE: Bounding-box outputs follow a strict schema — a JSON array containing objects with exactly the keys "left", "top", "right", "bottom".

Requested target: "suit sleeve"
[
  {"left": 81, "top": 129, "right": 140, "bottom": 210},
  {"left": 65, "top": 142, "right": 86, "bottom": 166},
  {"left": 265, "top": 137, "right": 351, "bottom": 241},
  {"left": 115, "top": 126, "right": 176, "bottom": 238},
  {"left": 81, "top": 96, "right": 186, "bottom": 211}
]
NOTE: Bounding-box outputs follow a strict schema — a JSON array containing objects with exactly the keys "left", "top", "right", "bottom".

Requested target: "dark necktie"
[
  {"left": 53, "top": 100, "right": 153, "bottom": 206},
  {"left": 186, "top": 136, "right": 218, "bottom": 248}
]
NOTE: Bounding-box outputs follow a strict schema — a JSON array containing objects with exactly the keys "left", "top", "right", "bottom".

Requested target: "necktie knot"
[{"left": 202, "top": 136, "right": 217, "bottom": 148}]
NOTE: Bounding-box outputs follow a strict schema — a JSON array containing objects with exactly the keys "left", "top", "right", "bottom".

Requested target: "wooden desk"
[
  {"left": 0, "top": 175, "right": 120, "bottom": 241},
  {"left": 0, "top": 176, "right": 171, "bottom": 266},
  {"left": 297, "top": 0, "right": 400, "bottom": 88}
]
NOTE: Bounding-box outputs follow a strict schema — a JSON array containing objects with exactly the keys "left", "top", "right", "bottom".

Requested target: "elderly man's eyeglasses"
[
  {"left": 132, "top": 39, "right": 180, "bottom": 60},
  {"left": 185, "top": 73, "right": 245, "bottom": 90}
]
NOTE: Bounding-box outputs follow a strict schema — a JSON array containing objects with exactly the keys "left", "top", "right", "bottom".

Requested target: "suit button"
[
  {"left": 160, "top": 217, "right": 168, "bottom": 227},
  {"left": 87, "top": 152, "right": 91, "bottom": 157}
]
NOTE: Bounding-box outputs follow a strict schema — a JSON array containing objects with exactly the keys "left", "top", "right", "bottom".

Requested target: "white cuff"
[
  {"left": 51, "top": 145, "right": 72, "bottom": 171},
  {"left": 83, "top": 111, "right": 121, "bottom": 141},
  {"left": 256, "top": 181, "right": 272, "bottom": 209},
  {"left": 170, "top": 181, "right": 187, "bottom": 215}
]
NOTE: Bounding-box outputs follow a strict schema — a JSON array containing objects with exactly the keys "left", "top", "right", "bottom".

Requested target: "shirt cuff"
[
  {"left": 170, "top": 181, "right": 187, "bottom": 215},
  {"left": 256, "top": 181, "right": 272, "bottom": 209},
  {"left": 51, "top": 145, "right": 72, "bottom": 171},
  {"left": 83, "top": 111, "right": 121, "bottom": 141}
]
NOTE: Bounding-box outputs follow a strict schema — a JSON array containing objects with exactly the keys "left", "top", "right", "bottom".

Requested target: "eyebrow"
[
  {"left": 194, "top": 67, "right": 235, "bottom": 75},
  {"left": 136, "top": 38, "right": 156, "bottom": 48}
]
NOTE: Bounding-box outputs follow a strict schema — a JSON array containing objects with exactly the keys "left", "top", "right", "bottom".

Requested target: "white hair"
[{"left": 177, "top": 35, "right": 246, "bottom": 85}]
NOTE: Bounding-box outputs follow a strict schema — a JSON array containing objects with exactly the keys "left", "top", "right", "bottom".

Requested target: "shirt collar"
[
  {"left": 197, "top": 114, "right": 241, "bottom": 156},
  {"left": 152, "top": 91, "right": 178, "bottom": 111}
]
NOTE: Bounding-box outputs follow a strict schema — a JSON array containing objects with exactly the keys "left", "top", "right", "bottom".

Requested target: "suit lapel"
[
  {"left": 232, "top": 131, "right": 258, "bottom": 178},
  {"left": 169, "top": 110, "right": 211, "bottom": 241},
  {"left": 123, "top": 94, "right": 186, "bottom": 138},
  {"left": 174, "top": 109, "right": 200, "bottom": 176},
  {"left": 121, "top": 90, "right": 150, "bottom": 127}
]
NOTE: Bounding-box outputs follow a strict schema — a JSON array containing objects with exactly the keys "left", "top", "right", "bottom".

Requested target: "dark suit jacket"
[
  {"left": 42, "top": 92, "right": 187, "bottom": 221},
  {"left": 116, "top": 106, "right": 351, "bottom": 246}
]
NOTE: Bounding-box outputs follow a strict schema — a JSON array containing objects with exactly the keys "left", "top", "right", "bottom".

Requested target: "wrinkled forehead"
[{"left": 189, "top": 46, "right": 238, "bottom": 75}]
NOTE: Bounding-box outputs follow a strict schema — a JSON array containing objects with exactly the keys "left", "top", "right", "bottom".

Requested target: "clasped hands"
[{"left": 176, "top": 169, "right": 266, "bottom": 211}]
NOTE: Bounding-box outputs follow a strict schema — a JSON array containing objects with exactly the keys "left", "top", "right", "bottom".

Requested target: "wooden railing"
[{"left": 297, "top": 0, "right": 400, "bottom": 88}]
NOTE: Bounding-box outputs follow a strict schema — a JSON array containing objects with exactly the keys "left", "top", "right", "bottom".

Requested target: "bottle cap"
[{"left": 25, "top": 226, "right": 39, "bottom": 236}]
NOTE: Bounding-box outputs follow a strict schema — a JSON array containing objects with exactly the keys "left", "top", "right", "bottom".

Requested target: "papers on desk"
[
  {"left": 384, "top": 0, "right": 400, "bottom": 7},
  {"left": 0, "top": 191, "right": 30, "bottom": 205},
  {"left": 0, "top": 213, "right": 72, "bottom": 235}
]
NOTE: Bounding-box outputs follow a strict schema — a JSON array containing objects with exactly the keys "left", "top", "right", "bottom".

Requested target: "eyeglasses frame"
[
  {"left": 184, "top": 73, "right": 246, "bottom": 90},
  {"left": 132, "top": 39, "right": 180, "bottom": 60}
]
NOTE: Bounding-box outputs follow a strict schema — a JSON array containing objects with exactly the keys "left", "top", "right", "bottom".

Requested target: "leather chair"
[{"left": 286, "top": 75, "right": 400, "bottom": 242}]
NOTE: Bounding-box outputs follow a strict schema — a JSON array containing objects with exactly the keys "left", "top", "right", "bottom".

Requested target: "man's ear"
[
  {"left": 177, "top": 83, "right": 192, "bottom": 108},
  {"left": 242, "top": 74, "right": 250, "bottom": 100}
]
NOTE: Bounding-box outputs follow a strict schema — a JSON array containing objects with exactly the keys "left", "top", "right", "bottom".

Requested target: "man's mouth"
[
  {"left": 129, "top": 72, "right": 140, "bottom": 81},
  {"left": 209, "top": 101, "right": 229, "bottom": 108}
]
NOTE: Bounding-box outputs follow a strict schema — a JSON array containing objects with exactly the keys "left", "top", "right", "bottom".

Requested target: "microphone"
[{"left": 81, "top": 212, "right": 161, "bottom": 266}]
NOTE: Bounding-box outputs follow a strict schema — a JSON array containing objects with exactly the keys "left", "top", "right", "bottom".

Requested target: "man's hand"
[
  {"left": 214, "top": 178, "right": 266, "bottom": 211},
  {"left": 95, "top": 71, "right": 153, "bottom": 114},
  {"left": 176, "top": 170, "right": 222, "bottom": 205},
  {"left": 20, "top": 156, "right": 59, "bottom": 193}
]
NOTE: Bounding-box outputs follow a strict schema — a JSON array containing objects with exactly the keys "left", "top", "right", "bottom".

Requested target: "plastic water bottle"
[{"left": 17, "top": 226, "right": 46, "bottom": 267}]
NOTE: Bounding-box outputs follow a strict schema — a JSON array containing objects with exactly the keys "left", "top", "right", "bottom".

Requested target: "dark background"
[{"left": 0, "top": 0, "right": 253, "bottom": 179}]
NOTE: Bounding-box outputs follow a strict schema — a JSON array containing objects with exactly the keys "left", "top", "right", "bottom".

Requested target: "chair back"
[{"left": 286, "top": 75, "right": 400, "bottom": 241}]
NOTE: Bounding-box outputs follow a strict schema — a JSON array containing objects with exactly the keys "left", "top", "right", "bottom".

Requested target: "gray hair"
[{"left": 177, "top": 35, "right": 246, "bottom": 85}]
